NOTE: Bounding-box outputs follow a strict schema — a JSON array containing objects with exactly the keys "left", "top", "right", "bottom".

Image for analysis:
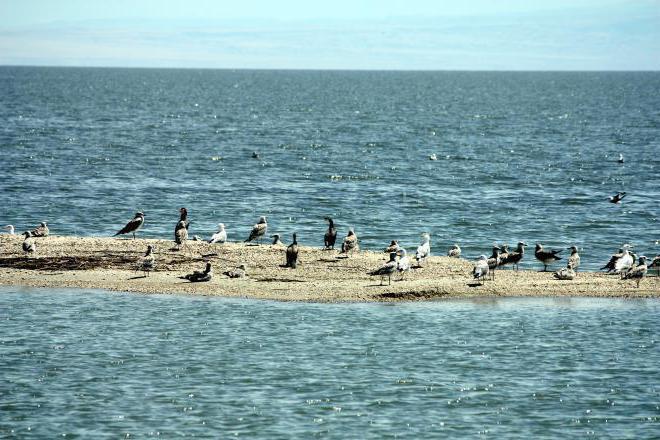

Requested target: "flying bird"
[
  {"left": 415, "top": 233, "right": 431, "bottom": 267},
  {"left": 473, "top": 255, "right": 489, "bottom": 285},
  {"left": 621, "top": 256, "right": 648, "bottom": 288},
  {"left": 28, "top": 221, "right": 49, "bottom": 237},
  {"left": 208, "top": 223, "right": 227, "bottom": 244},
  {"left": 340, "top": 228, "right": 359, "bottom": 255},
  {"left": 245, "top": 216, "right": 268, "bottom": 244},
  {"left": 180, "top": 262, "right": 213, "bottom": 282},
  {"left": 534, "top": 243, "right": 562, "bottom": 271},
  {"left": 609, "top": 192, "right": 626, "bottom": 204},
  {"left": 369, "top": 252, "right": 398, "bottom": 286},
  {"left": 114, "top": 212, "right": 145, "bottom": 240},
  {"left": 447, "top": 244, "right": 461, "bottom": 258},
  {"left": 324, "top": 217, "right": 337, "bottom": 250},
  {"left": 285, "top": 233, "right": 299, "bottom": 269}
]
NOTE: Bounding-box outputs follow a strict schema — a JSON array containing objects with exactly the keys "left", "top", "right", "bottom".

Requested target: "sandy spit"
[{"left": 0, "top": 235, "right": 658, "bottom": 302}]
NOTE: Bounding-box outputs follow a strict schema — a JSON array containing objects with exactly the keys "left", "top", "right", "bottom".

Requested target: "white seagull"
[
  {"left": 415, "top": 233, "right": 431, "bottom": 267},
  {"left": 208, "top": 223, "right": 227, "bottom": 244},
  {"left": 2, "top": 225, "right": 14, "bottom": 235},
  {"left": 397, "top": 248, "right": 411, "bottom": 280}
]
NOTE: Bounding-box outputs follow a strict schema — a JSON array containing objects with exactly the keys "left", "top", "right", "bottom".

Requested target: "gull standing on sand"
[
  {"left": 180, "top": 262, "right": 213, "bottom": 282},
  {"left": 534, "top": 243, "right": 562, "bottom": 272},
  {"left": 28, "top": 221, "right": 49, "bottom": 237},
  {"left": 415, "top": 233, "right": 430, "bottom": 267},
  {"left": 369, "top": 252, "right": 398, "bottom": 286},
  {"left": 447, "top": 244, "right": 461, "bottom": 258},
  {"left": 271, "top": 234, "right": 284, "bottom": 246},
  {"left": 340, "top": 228, "right": 359, "bottom": 255},
  {"left": 2, "top": 225, "right": 14, "bottom": 235},
  {"left": 285, "top": 233, "right": 299, "bottom": 269},
  {"left": 397, "top": 248, "right": 410, "bottom": 280},
  {"left": 621, "top": 256, "right": 647, "bottom": 288},
  {"left": 140, "top": 245, "right": 155, "bottom": 277},
  {"left": 224, "top": 264, "right": 247, "bottom": 278},
  {"left": 567, "top": 245, "right": 581, "bottom": 274},
  {"left": 324, "top": 217, "right": 337, "bottom": 250},
  {"left": 114, "top": 212, "right": 144, "bottom": 240},
  {"left": 174, "top": 220, "right": 189, "bottom": 250},
  {"left": 500, "top": 242, "right": 526, "bottom": 271},
  {"left": 245, "top": 216, "right": 267, "bottom": 245},
  {"left": 487, "top": 246, "right": 501, "bottom": 280},
  {"left": 602, "top": 245, "right": 634, "bottom": 274},
  {"left": 22, "top": 232, "right": 36, "bottom": 256},
  {"left": 208, "top": 223, "right": 227, "bottom": 244},
  {"left": 498, "top": 244, "right": 509, "bottom": 263},
  {"left": 473, "top": 255, "right": 489, "bottom": 285},
  {"left": 609, "top": 192, "right": 626, "bottom": 204}
]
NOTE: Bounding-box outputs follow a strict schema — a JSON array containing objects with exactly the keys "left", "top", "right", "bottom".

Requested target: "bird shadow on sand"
[
  {"left": 127, "top": 274, "right": 149, "bottom": 280},
  {"left": 466, "top": 282, "right": 484, "bottom": 288},
  {"left": 318, "top": 258, "right": 340, "bottom": 263}
]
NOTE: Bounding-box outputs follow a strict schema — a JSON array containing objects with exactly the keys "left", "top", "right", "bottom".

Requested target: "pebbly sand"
[{"left": 0, "top": 235, "right": 658, "bottom": 302}]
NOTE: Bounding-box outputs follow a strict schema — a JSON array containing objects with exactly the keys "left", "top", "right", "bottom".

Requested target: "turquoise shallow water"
[
  {"left": 1, "top": 287, "right": 659, "bottom": 438},
  {"left": 1, "top": 67, "right": 659, "bottom": 270}
]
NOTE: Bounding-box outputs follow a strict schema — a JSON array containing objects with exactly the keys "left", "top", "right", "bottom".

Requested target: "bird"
[
  {"left": 114, "top": 212, "right": 145, "bottom": 240},
  {"left": 487, "top": 246, "right": 501, "bottom": 280},
  {"left": 285, "top": 233, "right": 299, "bottom": 269},
  {"left": 22, "top": 232, "right": 36, "bottom": 256},
  {"left": 447, "top": 244, "right": 461, "bottom": 258},
  {"left": 139, "top": 245, "right": 155, "bottom": 277},
  {"left": 534, "top": 243, "right": 562, "bottom": 271},
  {"left": 245, "top": 216, "right": 267, "bottom": 245},
  {"left": 554, "top": 262, "right": 576, "bottom": 280},
  {"left": 324, "top": 217, "right": 337, "bottom": 250},
  {"left": 609, "top": 192, "right": 626, "bottom": 204},
  {"left": 369, "top": 252, "right": 398, "bottom": 286},
  {"left": 429, "top": 153, "right": 437, "bottom": 161},
  {"left": 383, "top": 240, "right": 399, "bottom": 253},
  {"left": 415, "top": 233, "right": 431, "bottom": 267},
  {"left": 397, "top": 248, "right": 411, "bottom": 280},
  {"left": 180, "top": 262, "right": 213, "bottom": 282},
  {"left": 178, "top": 207, "right": 190, "bottom": 228},
  {"left": 340, "top": 228, "right": 359, "bottom": 255},
  {"left": 614, "top": 246, "right": 635, "bottom": 275},
  {"left": 271, "top": 234, "right": 284, "bottom": 246},
  {"left": 251, "top": 151, "right": 260, "bottom": 159},
  {"left": 600, "top": 244, "right": 633, "bottom": 273},
  {"left": 500, "top": 242, "right": 526, "bottom": 271},
  {"left": 2, "top": 225, "right": 14, "bottom": 235},
  {"left": 473, "top": 255, "right": 489, "bottom": 285},
  {"left": 618, "top": 153, "right": 624, "bottom": 163},
  {"left": 650, "top": 255, "right": 660, "bottom": 268},
  {"left": 174, "top": 220, "right": 188, "bottom": 250},
  {"left": 208, "top": 223, "right": 227, "bottom": 244},
  {"left": 498, "top": 244, "right": 509, "bottom": 263},
  {"left": 224, "top": 264, "right": 247, "bottom": 279},
  {"left": 621, "top": 256, "right": 648, "bottom": 288},
  {"left": 567, "top": 245, "right": 581, "bottom": 274},
  {"left": 28, "top": 221, "right": 49, "bottom": 237}
]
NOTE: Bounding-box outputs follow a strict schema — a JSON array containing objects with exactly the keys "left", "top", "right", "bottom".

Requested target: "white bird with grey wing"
[
  {"left": 473, "top": 255, "right": 489, "bottom": 285},
  {"left": 415, "top": 233, "right": 430, "bottom": 267},
  {"left": 208, "top": 223, "right": 227, "bottom": 244},
  {"left": 397, "top": 248, "right": 411, "bottom": 280}
]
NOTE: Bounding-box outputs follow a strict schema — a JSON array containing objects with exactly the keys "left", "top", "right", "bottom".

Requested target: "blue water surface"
[{"left": 1, "top": 287, "right": 659, "bottom": 438}]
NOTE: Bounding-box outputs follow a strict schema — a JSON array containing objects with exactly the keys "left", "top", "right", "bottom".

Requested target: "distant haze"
[{"left": 1, "top": 0, "right": 659, "bottom": 70}]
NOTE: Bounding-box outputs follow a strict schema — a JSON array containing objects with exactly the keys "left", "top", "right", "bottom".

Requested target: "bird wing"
[
  {"left": 248, "top": 223, "right": 267, "bottom": 241},
  {"left": 116, "top": 217, "right": 143, "bottom": 235}
]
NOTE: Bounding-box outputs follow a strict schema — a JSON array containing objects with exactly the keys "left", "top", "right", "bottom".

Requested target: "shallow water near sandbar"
[{"left": 1, "top": 287, "right": 659, "bottom": 438}]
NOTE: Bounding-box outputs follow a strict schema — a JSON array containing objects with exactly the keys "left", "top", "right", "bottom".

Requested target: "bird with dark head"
[
  {"left": 621, "top": 256, "right": 648, "bottom": 288},
  {"left": 383, "top": 240, "right": 399, "bottom": 253},
  {"left": 487, "top": 246, "right": 501, "bottom": 280},
  {"left": 22, "top": 231, "right": 36, "bottom": 256},
  {"left": 500, "top": 242, "right": 526, "bottom": 271},
  {"left": 180, "top": 262, "right": 212, "bottom": 282},
  {"left": 369, "top": 252, "right": 398, "bottom": 286},
  {"left": 271, "top": 234, "right": 284, "bottom": 246},
  {"left": 534, "top": 243, "right": 562, "bottom": 272},
  {"left": 115, "top": 211, "right": 145, "bottom": 240},
  {"left": 285, "top": 233, "right": 299, "bottom": 268},
  {"left": 324, "top": 217, "right": 337, "bottom": 250},
  {"left": 140, "top": 244, "right": 155, "bottom": 276},
  {"left": 28, "top": 221, "right": 49, "bottom": 237},
  {"left": 245, "top": 216, "right": 267, "bottom": 245},
  {"left": 609, "top": 192, "right": 626, "bottom": 204}
]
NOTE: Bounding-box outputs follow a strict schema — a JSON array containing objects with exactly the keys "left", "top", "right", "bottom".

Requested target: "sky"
[{"left": 0, "top": 0, "right": 658, "bottom": 70}]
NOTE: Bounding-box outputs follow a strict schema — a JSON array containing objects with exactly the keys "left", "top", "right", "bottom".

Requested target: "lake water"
[
  {"left": 1, "top": 287, "right": 659, "bottom": 438},
  {"left": 1, "top": 67, "right": 659, "bottom": 269}
]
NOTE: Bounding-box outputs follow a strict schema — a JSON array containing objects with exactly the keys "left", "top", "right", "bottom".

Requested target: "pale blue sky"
[{"left": 1, "top": 0, "right": 658, "bottom": 70}]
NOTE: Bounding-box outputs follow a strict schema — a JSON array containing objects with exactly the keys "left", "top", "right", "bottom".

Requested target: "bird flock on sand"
[{"left": 2, "top": 206, "right": 658, "bottom": 289}]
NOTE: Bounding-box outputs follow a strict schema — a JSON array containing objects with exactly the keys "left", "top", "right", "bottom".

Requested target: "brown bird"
[
  {"left": 383, "top": 240, "right": 399, "bottom": 253},
  {"left": 285, "top": 233, "right": 299, "bottom": 268},
  {"left": 115, "top": 212, "right": 144, "bottom": 240},
  {"left": 245, "top": 216, "right": 267, "bottom": 245},
  {"left": 621, "top": 256, "right": 648, "bottom": 288},
  {"left": 340, "top": 228, "right": 359, "bottom": 255},
  {"left": 28, "top": 221, "right": 49, "bottom": 237},
  {"left": 499, "top": 241, "right": 526, "bottom": 271},
  {"left": 324, "top": 217, "right": 337, "bottom": 249}
]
